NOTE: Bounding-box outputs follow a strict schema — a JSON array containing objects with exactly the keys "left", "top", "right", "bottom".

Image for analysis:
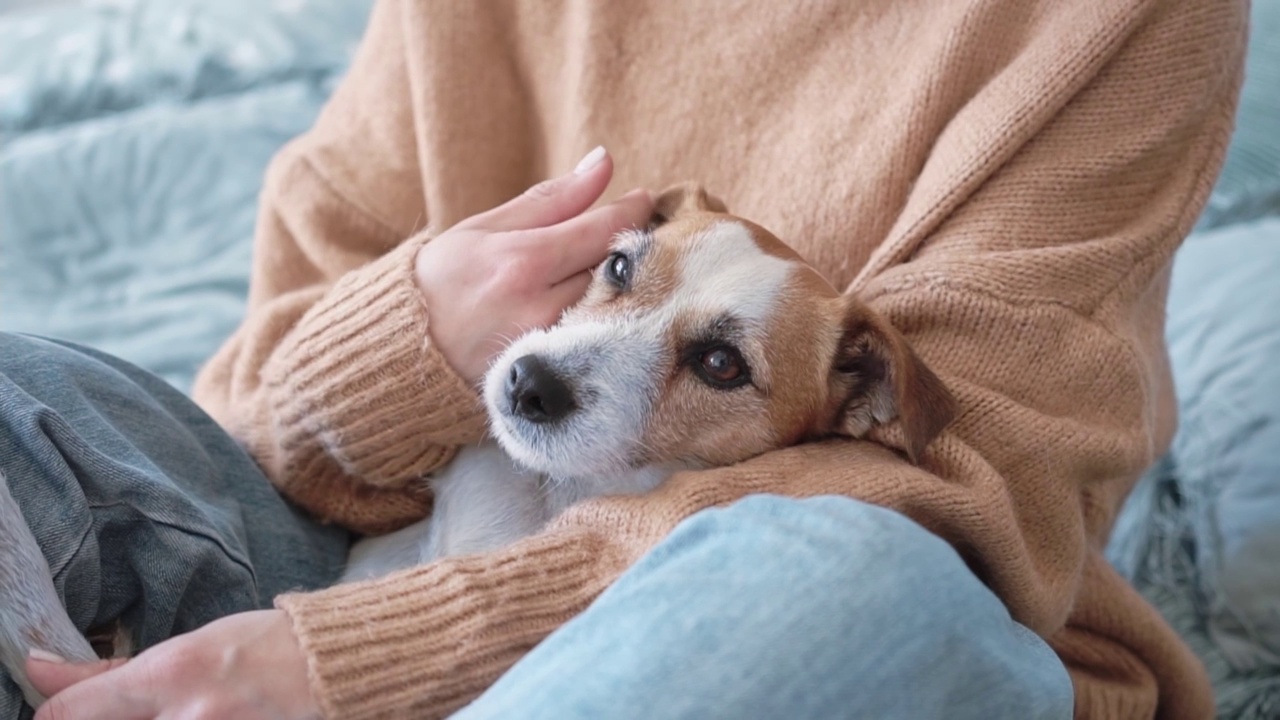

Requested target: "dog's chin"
[
  {"left": 486, "top": 414, "right": 553, "bottom": 474},
  {"left": 487, "top": 411, "right": 636, "bottom": 481}
]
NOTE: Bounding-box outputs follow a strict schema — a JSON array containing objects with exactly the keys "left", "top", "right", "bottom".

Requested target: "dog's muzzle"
[{"left": 505, "top": 354, "right": 577, "bottom": 424}]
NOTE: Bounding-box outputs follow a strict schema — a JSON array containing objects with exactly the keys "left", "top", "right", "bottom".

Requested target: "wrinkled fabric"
[
  {"left": 1194, "top": 3, "right": 1280, "bottom": 231},
  {"left": 456, "top": 495, "right": 1073, "bottom": 720},
  {"left": 0, "top": 332, "right": 349, "bottom": 718},
  {"left": 1108, "top": 217, "right": 1280, "bottom": 720},
  {"left": 1102, "top": 4, "right": 1280, "bottom": 717},
  {"left": 0, "top": 0, "right": 371, "bottom": 393}
]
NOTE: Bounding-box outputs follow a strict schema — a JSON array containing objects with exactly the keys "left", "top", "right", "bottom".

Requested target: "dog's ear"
[
  {"left": 829, "top": 296, "right": 958, "bottom": 464},
  {"left": 650, "top": 182, "right": 728, "bottom": 228}
]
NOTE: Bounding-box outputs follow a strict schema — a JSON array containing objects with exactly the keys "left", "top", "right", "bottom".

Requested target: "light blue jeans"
[
  {"left": 454, "top": 496, "right": 1074, "bottom": 720},
  {"left": 0, "top": 332, "right": 1073, "bottom": 719}
]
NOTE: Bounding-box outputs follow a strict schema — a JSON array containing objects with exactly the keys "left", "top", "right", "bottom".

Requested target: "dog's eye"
[
  {"left": 695, "top": 346, "right": 750, "bottom": 389},
  {"left": 604, "top": 252, "right": 630, "bottom": 288}
]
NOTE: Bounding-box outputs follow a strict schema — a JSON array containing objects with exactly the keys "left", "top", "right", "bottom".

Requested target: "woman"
[{"left": 8, "top": 0, "right": 1245, "bottom": 717}]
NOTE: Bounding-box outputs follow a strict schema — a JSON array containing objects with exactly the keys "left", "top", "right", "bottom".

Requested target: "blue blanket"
[{"left": 0, "top": 0, "right": 368, "bottom": 392}]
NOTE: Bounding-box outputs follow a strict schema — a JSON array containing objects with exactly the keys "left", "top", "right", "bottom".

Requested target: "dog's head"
[{"left": 483, "top": 183, "right": 957, "bottom": 479}]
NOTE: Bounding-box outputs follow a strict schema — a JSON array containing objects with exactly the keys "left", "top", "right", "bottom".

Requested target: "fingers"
[
  {"left": 31, "top": 662, "right": 146, "bottom": 720},
  {"left": 544, "top": 270, "right": 594, "bottom": 319},
  {"left": 26, "top": 655, "right": 128, "bottom": 700},
  {"left": 35, "top": 686, "right": 146, "bottom": 720},
  {"left": 467, "top": 146, "right": 615, "bottom": 232},
  {"left": 541, "top": 188, "right": 655, "bottom": 283}
]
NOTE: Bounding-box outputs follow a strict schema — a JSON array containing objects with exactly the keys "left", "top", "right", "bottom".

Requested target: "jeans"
[
  {"left": 0, "top": 332, "right": 1074, "bottom": 719},
  {"left": 455, "top": 496, "right": 1075, "bottom": 720},
  {"left": 0, "top": 334, "right": 350, "bottom": 718}
]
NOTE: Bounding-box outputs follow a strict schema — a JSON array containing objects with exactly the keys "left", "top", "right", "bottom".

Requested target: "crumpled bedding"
[
  {"left": 1102, "top": 7, "right": 1280, "bottom": 717},
  {"left": 0, "top": 0, "right": 369, "bottom": 392},
  {"left": 1107, "top": 217, "right": 1280, "bottom": 720},
  {"left": 1, "top": 1, "right": 1278, "bottom": 717}
]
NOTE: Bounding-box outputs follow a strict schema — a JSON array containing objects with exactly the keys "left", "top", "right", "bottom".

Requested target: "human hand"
[
  {"left": 26, "top": 609, "right": 318, "bottom": 720},
  {"left": 416, "top": 146, "right": 654, "bottom": 383}
]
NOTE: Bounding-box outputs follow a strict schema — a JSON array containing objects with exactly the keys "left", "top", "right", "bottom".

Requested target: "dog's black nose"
[{"left": 507, "top": 355, "right": 576, "bottom": 423}]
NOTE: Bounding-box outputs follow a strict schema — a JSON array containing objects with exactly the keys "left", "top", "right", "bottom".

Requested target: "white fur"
[
  {"left": 677, "top": 221, "right": 792, "bottom": 332},
  {"left": 484, "top": 317, "right": 665, "bottom": 481},
  {"left": 343, "top": 443, "right": 545, "bottom": 580},
  {"left": 0, "top": 471, "right": 97, "bottom": 708},
  {"left": 343, "top": 441, "right": 673, "bottom": 581}
]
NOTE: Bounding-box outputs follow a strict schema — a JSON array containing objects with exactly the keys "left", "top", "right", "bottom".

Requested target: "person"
[{"left": 0, "top": 0, "right": 1246, "bottom": 717}]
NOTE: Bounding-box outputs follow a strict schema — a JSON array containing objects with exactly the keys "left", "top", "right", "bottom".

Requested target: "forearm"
[
  {"left": 193, "top": 163, "right": 488, "bottom": 532},
  {"left": 191, "top": 0, "right": 492, "bottom": 532}
]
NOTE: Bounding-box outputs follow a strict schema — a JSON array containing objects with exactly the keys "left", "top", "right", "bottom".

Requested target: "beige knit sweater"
[{"left": 192, "top": 0, "right": 1246, "bottom": 717}]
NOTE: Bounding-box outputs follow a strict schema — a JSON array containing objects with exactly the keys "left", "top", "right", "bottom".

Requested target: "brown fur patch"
[
  {"left": 652, "top": 182, "right": 728, "bottom": 222},
  {"left": 828, "top": 297, "right": 958, "bottom": 462},
  {"left": 639, "top": 372, "right": 777, "bottom": 469},
  {"left": 571, "top": 229, "right": 677, "bottom": 320},
  {"left": 758, "top": 279, "right": 842, "bottom": 447}
]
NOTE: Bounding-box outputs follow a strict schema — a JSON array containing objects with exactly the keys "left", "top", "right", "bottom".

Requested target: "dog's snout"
[{"left": 507, "top": 355, "right": 576, "bottom": 424}]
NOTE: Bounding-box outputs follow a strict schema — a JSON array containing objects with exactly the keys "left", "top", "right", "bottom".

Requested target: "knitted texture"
[{"left": 192, "top": 0, "right": 1247, "bottom": 717}]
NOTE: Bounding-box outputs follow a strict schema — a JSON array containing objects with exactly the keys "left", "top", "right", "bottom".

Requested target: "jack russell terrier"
[{"left": 0, "top": 183, "right": 957, "bottom": 708}]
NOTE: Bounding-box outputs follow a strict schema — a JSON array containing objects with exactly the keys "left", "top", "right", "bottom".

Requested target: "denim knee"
[
  {"left": 662, "top": 494, "right": 1074, "bottom": 718},
  {"left": 669, "top": 493, "right": 980, "bottom": 609},
  {"left": 0, "top": 333, "right": 349, "bottom": 644},
  {"left": 465, "top": 494, "right": 1074, "bottom": 720}
]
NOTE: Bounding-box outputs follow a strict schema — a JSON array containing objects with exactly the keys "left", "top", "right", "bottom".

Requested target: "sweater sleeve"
[
  {"left": 275, "top": 0, "right": 1245, "bottom": 717},
  {"left": 191, "top": 0, "right": 488, "bottom": 534}
]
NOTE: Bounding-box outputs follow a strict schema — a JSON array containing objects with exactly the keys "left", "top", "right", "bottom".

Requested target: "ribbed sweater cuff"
[
  {"left": 276, "top": 530, "right": 630, "bottom": 720},
  {"left": 265, "top": 234, "right": 488, "bottom": 486}
]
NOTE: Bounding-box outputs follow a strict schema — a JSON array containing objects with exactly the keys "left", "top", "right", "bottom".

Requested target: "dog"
[
  {"left": 0, "top": 183, "right": 957, "bottom": 707},
  {"left": 343, "top": 183, "right": 959, "bottom": 579}
]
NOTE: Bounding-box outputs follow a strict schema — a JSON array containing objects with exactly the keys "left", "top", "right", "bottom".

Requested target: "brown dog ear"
[
  {"left": 830, "top": 296, "right": 958, "bottom": 464},
  {"left": 650, "top": 182, "right": 728, "bottom": 227}
]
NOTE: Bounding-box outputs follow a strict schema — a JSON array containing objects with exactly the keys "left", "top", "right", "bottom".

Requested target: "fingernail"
[
  {"left": 573, "top": 146, "right": 607, "bottom": 175},
  {"left": 28, "top": 649, "right": 66, "bottom": 664}
]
